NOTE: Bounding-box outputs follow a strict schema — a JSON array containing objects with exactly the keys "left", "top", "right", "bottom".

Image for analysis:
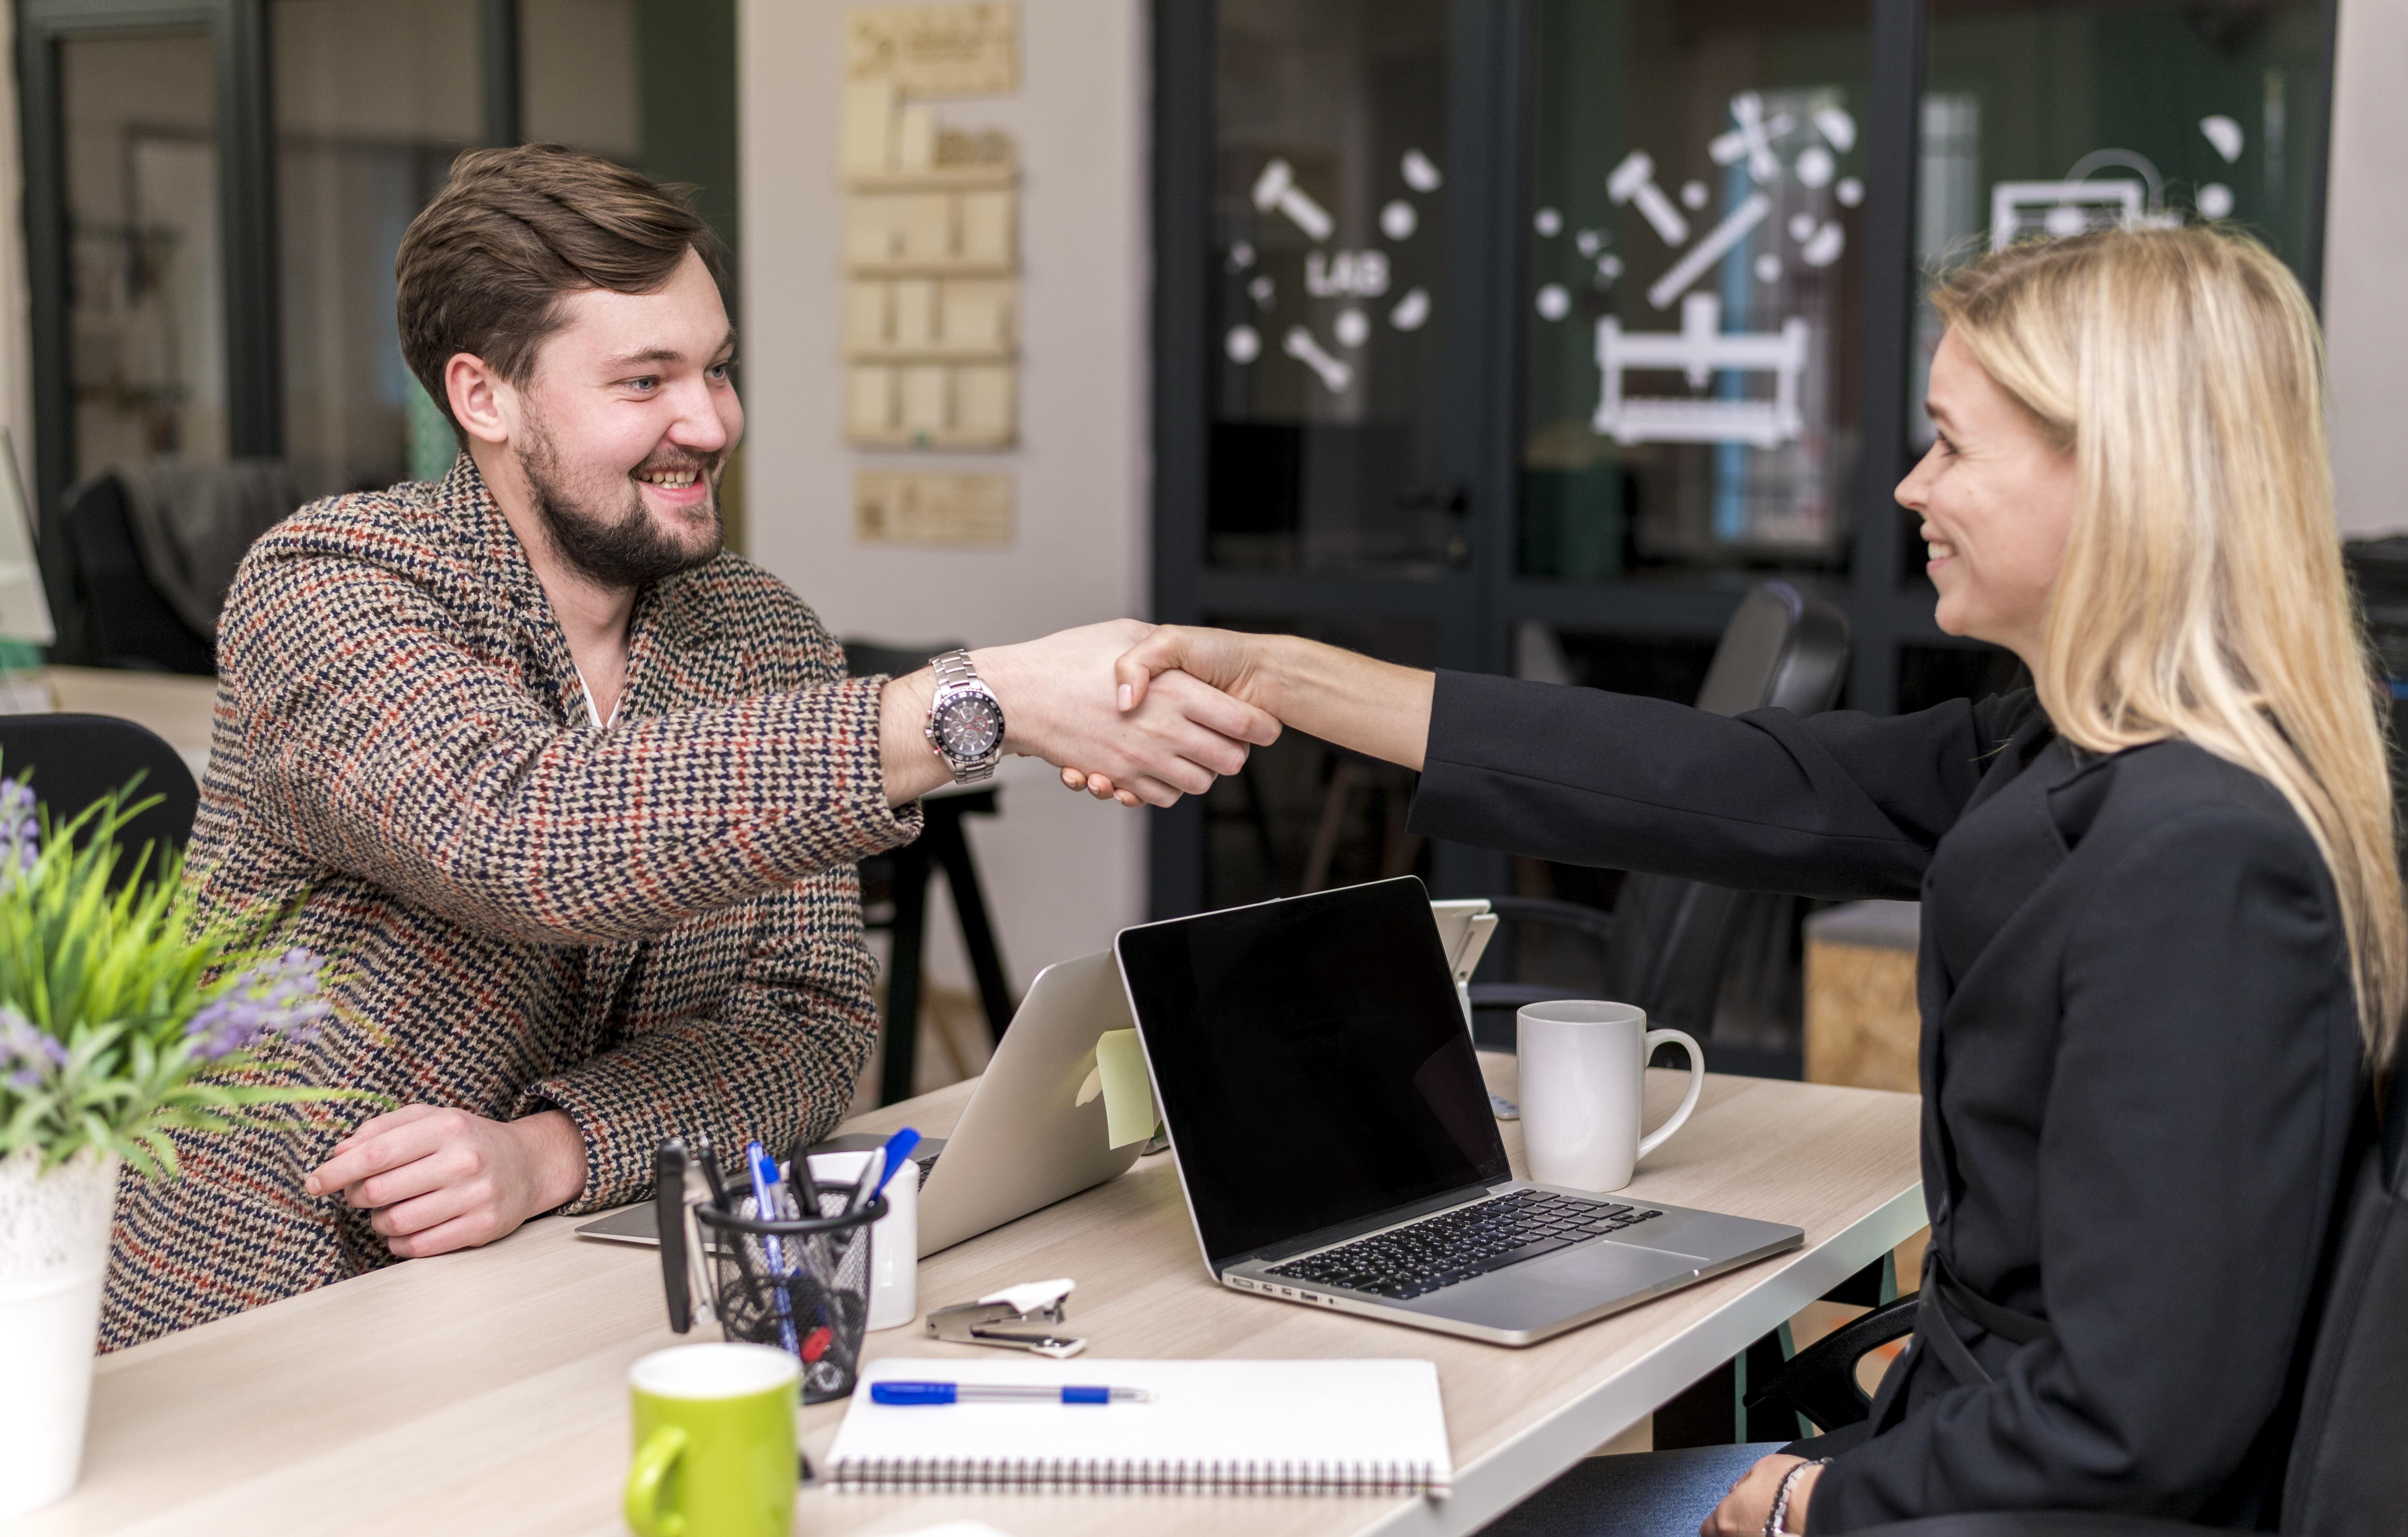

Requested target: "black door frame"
[
  {"left": 1147, "top": 0, "right": 2338, "bottom": 920},
  {"left": 17, "top": 0, "right": 281, "bottom": 561},
  {"left": 14, "top": 0, "right": 524, "bottom": 661}
]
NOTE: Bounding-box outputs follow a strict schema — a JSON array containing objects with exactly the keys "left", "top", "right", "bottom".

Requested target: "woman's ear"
[{"left": 444, "top": 353, "right": 513, "bottom": 448}]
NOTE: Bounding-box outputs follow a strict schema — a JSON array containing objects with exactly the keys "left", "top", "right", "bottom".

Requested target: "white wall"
[
  {"left": 0, "top": 2, "right": 35, "bottom": 487},
  {"left": 2325, "top": 0, "right": 2408, "bottom": 536},
  {"left": 739, "top": 0, "right": 1152, "bottom": 994}
]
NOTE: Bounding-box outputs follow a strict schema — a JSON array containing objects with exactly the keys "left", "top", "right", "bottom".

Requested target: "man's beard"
[{"left": 518, "top": 417, "right": 724, "bottom": 590}]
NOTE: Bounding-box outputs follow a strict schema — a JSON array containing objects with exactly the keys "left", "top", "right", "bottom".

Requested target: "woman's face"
[{"left": 1895, "top": 331, "right": 2078, "bottom": 668}]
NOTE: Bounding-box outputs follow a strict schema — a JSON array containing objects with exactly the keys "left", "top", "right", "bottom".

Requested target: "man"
[{"left": 101, "top": 145, "right": 1274, "bottom": 1348}]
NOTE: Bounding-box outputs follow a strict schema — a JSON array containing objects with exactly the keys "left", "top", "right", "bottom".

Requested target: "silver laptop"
[
  {"left": 1113, "top": 877, "right": 1802, "bottom": 1347},
  {"left": 576, "top": 950, "right": 1144, "bottom": 1258}
]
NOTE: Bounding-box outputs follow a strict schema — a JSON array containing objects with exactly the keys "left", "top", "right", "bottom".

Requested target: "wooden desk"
[{"left": 10, "top": 1056, "right": 1921, "bottom": 1537}]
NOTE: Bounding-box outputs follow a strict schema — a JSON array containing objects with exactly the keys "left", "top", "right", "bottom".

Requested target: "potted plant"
[{"left": 0, "top": 771, "right": 362, "bottom": 1518}]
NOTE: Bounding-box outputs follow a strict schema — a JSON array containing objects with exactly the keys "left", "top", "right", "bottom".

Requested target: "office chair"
[
  {"left": 58, "top": 473, "right": 217, "bottom": 675},
  {"left": 1750, "top": 1065, "right": 2408, "bottom": 1537},
  {"left": 1467, "top": 581, "right": 1849, "bottom": 1054},
  {"left": 0, "top": 712, "right": 200, "bottom": 887}
]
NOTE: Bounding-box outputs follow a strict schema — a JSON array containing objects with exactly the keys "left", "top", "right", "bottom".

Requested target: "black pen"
[
  {"left": 694, "top": 1132, "right": 732, "bottom": 1212},
  {"left": 786, "top": 1133, "right": 822, "bottom": 1217}
]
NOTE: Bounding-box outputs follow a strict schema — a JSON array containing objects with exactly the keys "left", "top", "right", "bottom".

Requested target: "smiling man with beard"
[{"left": 100, "top": 145, "right": 1276, "bottom": 1347}]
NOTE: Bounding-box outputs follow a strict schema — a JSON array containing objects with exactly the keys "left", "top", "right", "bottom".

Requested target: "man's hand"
[
  {"left": 305, "top": 1105, "right": 589, "bottom": 1259},
  {"left": 880, "top": 620, "right": 1282, "bottom": 808},
  {"left": 1703, "top": 1453, "right": 1818, "bottom": 1536},
  {"left": 1062, "top": 626, "right": 1435, "bottom": 803}
]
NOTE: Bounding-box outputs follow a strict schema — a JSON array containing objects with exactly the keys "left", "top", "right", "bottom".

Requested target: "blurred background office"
[{"left": 2, "top": 0, "right": 2403, "bottom": 1103}]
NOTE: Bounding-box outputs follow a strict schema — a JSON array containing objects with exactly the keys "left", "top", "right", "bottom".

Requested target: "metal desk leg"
[
  {"left": 928, "top": 808, "right": 1016, "bottom": 1042},
  {"left": 880, "top": 839, "right": 933, "bottom": 1107}
]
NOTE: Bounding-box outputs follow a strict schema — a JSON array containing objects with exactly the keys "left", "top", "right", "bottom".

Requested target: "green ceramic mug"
[{"left": 624, "top": 1342, "right": 800, "bottom": 1537}]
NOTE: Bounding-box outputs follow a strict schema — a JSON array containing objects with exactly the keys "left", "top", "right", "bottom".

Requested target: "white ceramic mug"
[
  {"left": 1516, "top": 1000, "right": 1706, "bottom": 1192},
  {"left": 805, "top": 1151, "right": 918, "bottom": 1331}
]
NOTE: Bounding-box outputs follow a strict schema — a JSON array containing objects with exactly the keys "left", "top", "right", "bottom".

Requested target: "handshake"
[
  {"left": 880, "top": 620, "right": 1432, "bottom": 809},
  {"left": 879, "top": 620, "right": 1277, "bottom": 809}
]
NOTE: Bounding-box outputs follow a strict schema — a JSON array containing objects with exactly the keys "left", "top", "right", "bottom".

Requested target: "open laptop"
[
  {"left": 576, "top": 949, "right": 1144, "bottom": 1258},
  {"left": 1114, "top": 876, "right": 1802, "bottom": 1347}
]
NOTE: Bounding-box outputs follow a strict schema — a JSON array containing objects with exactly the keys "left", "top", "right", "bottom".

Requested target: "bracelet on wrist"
[{"left": 1764, "top": 1456, "right": 1832, "bottom": 1537}]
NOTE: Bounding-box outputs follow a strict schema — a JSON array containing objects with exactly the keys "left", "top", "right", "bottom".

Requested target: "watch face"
[{"left": 934, "top": 692, "right": 1003, "bottom": 760}]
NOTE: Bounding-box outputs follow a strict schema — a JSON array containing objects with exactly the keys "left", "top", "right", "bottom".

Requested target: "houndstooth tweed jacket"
[{"left": 102, "top": 455, "right": 920, "bottom": 1350}]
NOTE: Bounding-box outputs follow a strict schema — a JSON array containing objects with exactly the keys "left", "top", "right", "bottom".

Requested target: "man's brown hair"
[{"left": 396, "top": 143, "right": 727, "bottom": 445}]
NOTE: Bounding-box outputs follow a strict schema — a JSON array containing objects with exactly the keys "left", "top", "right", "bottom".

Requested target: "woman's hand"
[
  {"left": 1060, "top": 627, "right": 1436, "bottom": 803},
  {"left": 1702, "top": 1454, "right": 1819, "bottom": 1536},
  {"left": 1059, "top": 627, "right": 1286, "bottom": 805}
]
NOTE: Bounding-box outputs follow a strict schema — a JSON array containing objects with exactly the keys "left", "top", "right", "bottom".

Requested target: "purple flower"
[
  {"left": 184, "top": 948, "right": 333, "bottom": 1063},
  {"left": 0, "top": 778, "right": 35, "bottom": 890},
  {"left": 0, "top": 1005, "right": 65, "bottom": 1091}
]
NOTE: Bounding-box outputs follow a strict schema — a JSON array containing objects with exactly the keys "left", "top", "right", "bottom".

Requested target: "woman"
[{"left": 1075, "top": 228, "right": 2396, "bottom": 1532}]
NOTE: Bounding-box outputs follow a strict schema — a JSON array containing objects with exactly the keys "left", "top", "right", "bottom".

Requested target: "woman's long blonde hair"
[{"left": 1934, "top": 227, "right": 2403, "bottom": 1073}]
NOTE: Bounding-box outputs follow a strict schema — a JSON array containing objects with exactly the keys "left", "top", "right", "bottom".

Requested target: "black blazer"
[{"left": 1411, "top": 674, "right": 2365, "bottom": 1531}]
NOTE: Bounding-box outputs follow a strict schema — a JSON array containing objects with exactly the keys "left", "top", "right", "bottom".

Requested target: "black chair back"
[
  {"left": 2279, "top": 1069, "right": 2408, "bottom": 1535},
  {"left": 62, "top": 473, "right": 216, "bottom": 675},
  {"left": 1473, "top": 583, "right": 1847, "bottom": 1046},
  {"left": 0, "top": 713, "right": 200, "bottom": 885}
]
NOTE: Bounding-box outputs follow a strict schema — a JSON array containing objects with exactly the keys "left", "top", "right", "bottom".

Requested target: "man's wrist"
[
  {"left": 877, "top": 667, "right": 951, "bottom": 805},
  {"left": 514, "top": 1109, "right": 589, "bottom": 1212}
]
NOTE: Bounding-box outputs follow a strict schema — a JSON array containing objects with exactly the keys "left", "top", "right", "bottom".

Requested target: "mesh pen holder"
[{"left": 695, "top": 1192, "right": 887, "bottom": 1404}]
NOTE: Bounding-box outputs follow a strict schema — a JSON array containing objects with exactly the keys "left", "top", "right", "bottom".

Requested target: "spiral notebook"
[{"left": 828, "top": 1357, "right": 1454, "bottom": 1496}]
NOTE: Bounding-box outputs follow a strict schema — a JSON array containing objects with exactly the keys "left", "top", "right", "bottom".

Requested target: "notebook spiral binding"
[{"left": 830, "top": 1454, "right": 1447, "bottom": 1496}]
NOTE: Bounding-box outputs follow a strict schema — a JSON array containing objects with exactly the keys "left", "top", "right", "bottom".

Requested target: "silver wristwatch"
[{"left": 923, "top": 649, "right": 1004, "bottom": 784}]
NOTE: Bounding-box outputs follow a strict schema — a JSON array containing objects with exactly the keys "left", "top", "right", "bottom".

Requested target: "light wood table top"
[{"left": 12, "top": 1055, "right": 1922, "bottom": 1537}]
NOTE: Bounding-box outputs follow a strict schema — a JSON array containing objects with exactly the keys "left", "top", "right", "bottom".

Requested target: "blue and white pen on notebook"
[{"left": 870, "top": 1380, "right": 1153, "bottom": 1406}]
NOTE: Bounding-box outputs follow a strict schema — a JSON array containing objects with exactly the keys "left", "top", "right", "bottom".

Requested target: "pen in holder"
[{"left": 695, "top": 1194, "right": 886, "bottom": 1404}]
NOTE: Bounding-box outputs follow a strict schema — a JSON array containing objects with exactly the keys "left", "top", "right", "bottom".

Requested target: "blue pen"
[
  {"left": 871, "top": 1381, "right": 1153, "bottom": 1406},
  {"left": 745, "top": 1141, "right": 800, "bottom": 1355}
]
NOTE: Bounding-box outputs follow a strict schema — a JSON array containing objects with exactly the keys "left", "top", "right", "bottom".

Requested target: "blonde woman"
[{"left": 1081, "top": 228, "right": 2396, "bottom": 1532}]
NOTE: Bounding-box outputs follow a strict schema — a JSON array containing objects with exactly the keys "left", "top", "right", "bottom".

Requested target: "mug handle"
[
  {"left": 1636, "top": 1027, "right": 1706, "bottom": 1159},
  {"left": 624, "top": 1424, "right": 689, "bottom": 1537}
]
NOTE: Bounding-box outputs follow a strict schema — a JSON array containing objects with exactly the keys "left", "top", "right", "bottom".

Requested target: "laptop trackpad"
[{"left": 1401, "top": 1240, "right": 1706, "bottom": 1331}]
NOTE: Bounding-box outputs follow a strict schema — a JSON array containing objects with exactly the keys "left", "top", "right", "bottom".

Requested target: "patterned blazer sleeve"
[
  {"left": 219, "top": 519, "right": 922, "bottom": 946},
  {"left": 516, "top": 864, "right": 882, "bottom": 1211}
]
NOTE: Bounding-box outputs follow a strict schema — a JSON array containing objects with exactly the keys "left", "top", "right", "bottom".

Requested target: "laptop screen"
[{"left": 1116, "top": 877, "right": 1510, "bottom": 1266}]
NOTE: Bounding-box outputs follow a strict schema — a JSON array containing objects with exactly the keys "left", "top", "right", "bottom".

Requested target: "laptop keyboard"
[{"left": 1262, "top": 1190, "right": 1664, "bottom": 1301}]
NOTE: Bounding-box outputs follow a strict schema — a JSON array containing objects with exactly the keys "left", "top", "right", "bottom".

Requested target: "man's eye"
[
  {"left": 626, "top": 376, "right": 658, "bottom": 392},
  {"left": 707, "top": 360, "right": 734, "bottom": 381}
]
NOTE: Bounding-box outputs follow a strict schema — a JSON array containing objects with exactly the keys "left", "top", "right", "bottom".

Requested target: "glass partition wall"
[
  {"left": 1152, "top": 0, "right": 2336, "bottom": 923},
  {"left": 17, "top": 0, "right": 741, "bottom": 663}
]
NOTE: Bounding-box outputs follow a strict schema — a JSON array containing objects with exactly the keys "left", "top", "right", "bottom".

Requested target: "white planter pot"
[{"left": 0, "top": 1148, "right": 121, "bottom": 1519}]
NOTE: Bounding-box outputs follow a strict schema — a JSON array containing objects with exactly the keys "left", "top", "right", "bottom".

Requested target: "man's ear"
[{"left": 444, "top": 353, "right": 514, "bottom": 448}]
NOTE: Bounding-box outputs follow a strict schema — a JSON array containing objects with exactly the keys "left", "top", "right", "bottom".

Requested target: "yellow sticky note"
[{"left": 1094, "top": 1028, "right": 1154, "bottom": 1149}]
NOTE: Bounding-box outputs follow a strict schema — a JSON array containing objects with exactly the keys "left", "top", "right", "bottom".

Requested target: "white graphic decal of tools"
[
  {"left": 1709, "top": 92, "right": 1790, "bottom": 184},
  {"left": 1647, "top": 192, "right": 1771, "bottom": 310},
  {"left": 1251, "top": 158, "right": 1334, "bottom": 242},
  {"left": 1283, "top": 327, "right": 1353, "bottom": 392},
  {"left": 1608, "top": 151, "right": 1688, "bottom": 246}
]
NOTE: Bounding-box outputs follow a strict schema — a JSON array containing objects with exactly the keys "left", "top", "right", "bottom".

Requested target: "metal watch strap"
[
  {"left": 928, "top": 649, "right": 998, "bottom": 784},
  {"left": 931, "top": 648, "right": 980, "bottom": 692}
]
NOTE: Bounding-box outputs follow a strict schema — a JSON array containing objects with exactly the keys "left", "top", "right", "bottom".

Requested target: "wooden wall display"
[
  {"left": 841, "top": 5, "right": 1020, "bottom": 457},
  {"left": 854, "top": 470, "right": 1013, "bottom": 547},
  {"left": 845, "top": 3, "right": 1019, "bottom": 98}
]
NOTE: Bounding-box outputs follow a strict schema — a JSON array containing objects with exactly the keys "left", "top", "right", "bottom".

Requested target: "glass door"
[{"left": 1156, "top": 0, "right": 1519, "bottom": 914}]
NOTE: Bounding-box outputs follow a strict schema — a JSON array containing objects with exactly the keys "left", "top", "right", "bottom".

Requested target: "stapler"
[{"left": 925, "top": 1277, "right": 1086, "bottom": 1359}]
